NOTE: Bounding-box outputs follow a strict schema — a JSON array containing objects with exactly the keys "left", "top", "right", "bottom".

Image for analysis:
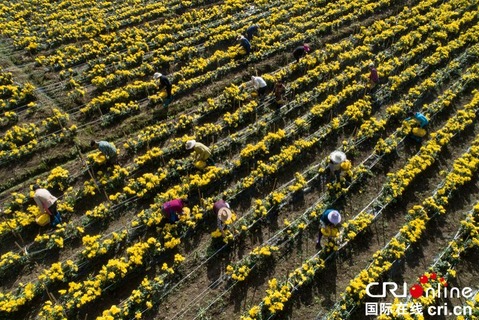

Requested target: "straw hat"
[
  {"left": 330, "top": 151, "right": 346, "bottom": 164},
  {"left": 186, "top": 140, "right": 196, "bottom": 150},
  {"left": 327, "top": 210, "right": 341, "bottom": 225},
  {"left": 153, "top": 72, "right": 162, "bottom": 79},
  {"left": 218, "top": 207, "right": 232, "bottom": 222}
]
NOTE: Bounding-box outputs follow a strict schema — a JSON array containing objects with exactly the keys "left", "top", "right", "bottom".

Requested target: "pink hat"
[{"left": 328, "top": 210, "right": 341, "bottom": 225}]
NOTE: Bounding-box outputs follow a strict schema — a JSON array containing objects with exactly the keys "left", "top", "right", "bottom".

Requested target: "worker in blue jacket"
[
  {"left": 237, "top": 35, "right": 251, "bottom": 55},
  {"left": 406, "top": 111, "right": 429, "bottom": 142},
  {"left": 407, "top": 111, "right": 429, "bottom": 128}
]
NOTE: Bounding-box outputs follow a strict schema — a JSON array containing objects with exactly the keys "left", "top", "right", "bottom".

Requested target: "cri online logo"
[{"left": 366, "top": 273, "right": 475, "bottom": 299}]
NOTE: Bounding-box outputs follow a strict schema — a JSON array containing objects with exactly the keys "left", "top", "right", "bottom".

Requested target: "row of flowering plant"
[{"left": 325, "top": 100, "right": 479, "bottom": 319}]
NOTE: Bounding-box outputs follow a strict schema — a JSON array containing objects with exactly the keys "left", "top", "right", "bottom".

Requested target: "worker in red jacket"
[
  {"left": 368, "top": 63, "right": 379, "bottom": 88},
  {"left": 293, "top": 44, "right": 310, "bottom": 62},
  {"left": 162, "top": 198, "right": 189, "bottom": 223}
]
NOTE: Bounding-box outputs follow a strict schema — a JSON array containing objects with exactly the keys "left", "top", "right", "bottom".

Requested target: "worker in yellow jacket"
[{"left": 186, "top": 140, "right": 215, "bottom": 168}]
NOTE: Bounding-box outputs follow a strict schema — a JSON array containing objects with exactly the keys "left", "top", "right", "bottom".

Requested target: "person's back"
[
  {"left": 98, "top": 141, "right": 116, "bottom": 157},
  {"left": 160, "top": 75, "right": 170, "bottom": 86},
  {"left": 246, "top": 25, "right": 259, "bottom": 40},
  {"left": 34, "top": 188, "right": 57, "bottom": 210},
  {"left": 252, "top": 76, "right": 267, "bottom": 89},
  {"left": 162, "top": 199, "right": 185, "bottom": 222},
  {"left": 369, "top": 67, "right": 379, "bottom": 83},
  {"left": 238, "top": 35, "right": 251, "bottom": 54},
  {"left": 293, "top": 46, "right": 305, "bottom": 57},
  {"left": 33, "top": 185, "right": 62, "bottom": 226},
  {"left": 293, "top": 44, "right": 310, "bottom": 62},
  {"left": 194, "top": 142, "right": 211, "bottom": 160},
  {"left": 414, "top": 112, "right": 428, "bottom": 128}
]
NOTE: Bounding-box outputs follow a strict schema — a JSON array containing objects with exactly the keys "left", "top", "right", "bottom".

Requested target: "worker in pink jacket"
[
  {"left": 162, "top": 198, "right": 189, "bottom": 223},
  {"left": 33, "top": 185, "right": 62, "bottom": 226}
]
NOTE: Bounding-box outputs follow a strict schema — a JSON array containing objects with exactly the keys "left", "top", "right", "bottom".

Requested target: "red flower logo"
[
  {"left": 419, "top": 275, "right": 429, "bottom": 284},
  {"left": 410, "top": 284, "right": 424, "bottom": 298}
]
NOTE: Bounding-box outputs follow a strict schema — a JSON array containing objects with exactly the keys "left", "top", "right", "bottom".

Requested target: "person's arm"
[
  {"left": 241, "top": 80, "right": 253, "bottom": 90},
  {"left": 193, "top": 149, "right": 200, "bottom": 161},
  {"left": 252, "top": 78, "right": 260, "bottom": 89},
  {"left": 218, "top": 219, "right": 226, "bottom": 236}
]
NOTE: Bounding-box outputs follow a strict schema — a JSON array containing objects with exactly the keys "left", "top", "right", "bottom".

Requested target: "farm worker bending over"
[
  {"left": 153, "top": 72, "right": 173, "bottom": 105},
  {"left": 91, "top": 140, "right": 118, "bottom": 164},
  {"left": 246, "top": 24, "right": 260, "bottom": 41},
  {"left": 407, "top": 111, "right": 429, "bottom": 128},
  {"left": 368, "top": 62, "right": 379, "bottom": 89},
  {"left": 162, "top": 198, "right": 189, "bottom": 223},
  {"left": 293, "top": 43, "right": 310, "bottom": 62},
  {"left": 272, "top": 79, "right": 286, "bottom": 106},
  {"left": 186, "top": 140, "right": 214, "bottom": 167},
  {"left": 237, "top": 35, "right": 251, "bottom": 55},
  {"left": 316, "top": 209, "right": 341, "bottom": 249},
  {"left": 406, "top": 111, "right": 429, "bottom": 142},
  {"left": 213, "top": 199, "right": 232, "bottom": 236},
  {"left": 244, "top": 75, "right": 268, "bottom": 98},
  {"left": 328, "top": 150, "right": 351, "bottom": 181},
  {"left": 33, "top": 185, "right": 62, "bottom": 227}
]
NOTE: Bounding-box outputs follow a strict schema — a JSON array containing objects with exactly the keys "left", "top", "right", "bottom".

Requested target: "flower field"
[{"left": 1, "top": 0, "right": 479, "bottom": 319}]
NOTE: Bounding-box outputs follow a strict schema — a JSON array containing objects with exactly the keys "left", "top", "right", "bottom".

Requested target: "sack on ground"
[
  {"left": 412, "top": 127, "right": 427, "bottom": 138},
  {"left": 36, "top": 213, "right": 51, "bottom": 226}
]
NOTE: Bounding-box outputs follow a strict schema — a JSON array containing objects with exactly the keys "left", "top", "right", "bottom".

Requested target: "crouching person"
[
  {"left": 33, "top": 185, "right": 62, "bottom": 227},
  {"left": 316, "top": 209, "right": 341, "bottom": 249},
  {"left": 162, "top": 198, "right": 189, "bottom": 223},
  {"left": 214, "top": 199, "right": 233, "bottom": 237}
]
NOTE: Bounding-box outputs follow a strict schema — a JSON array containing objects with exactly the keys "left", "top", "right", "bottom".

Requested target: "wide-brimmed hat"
[
  {"left": 186, "top": 140, "right": 196, "bottom": 150},
  {"left": 153, "top": 72, "right": 162, "bottom": 79},
  {"left": 330, "top": 151, "right": 346, "bottom": 164},
  {"left": 218, "top": 207, "right": 232, "bottom": 222},
  {"left": 327, "top": 210, "right": 341, "bottom": 225}
]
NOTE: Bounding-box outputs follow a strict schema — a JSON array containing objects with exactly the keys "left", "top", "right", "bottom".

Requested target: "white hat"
[
  {"left": 369, "top": 62, "right": 375, "bottom": 68},
  {"left": 237, "top": 35, "right": 245, "bottom": 40},
  {"left": 327, "top": 210, "right": 341, "bottom": 225},
  {"left": 330, "top": 151, "right": 346, "bottom": 164},
  {"left": 186, "top": 140, "right": 196, "bottom": 150},
  {"left": 153, "top": 72, "right": 162, "bottom": 79},
  {"left": 218, "top": 207, "right": 232, "bottom": 222}
]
